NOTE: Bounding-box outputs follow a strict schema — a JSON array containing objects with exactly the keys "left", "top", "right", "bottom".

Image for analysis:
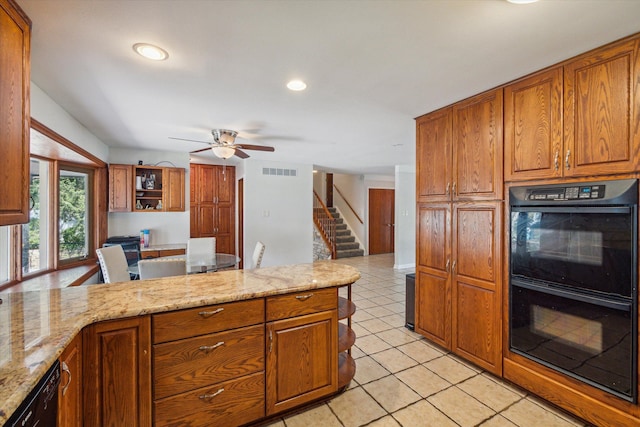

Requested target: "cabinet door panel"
[
  {"left": 453, "top": 89, "right": 503, "bottom": 200},
  {"left": 453, "top": 281, "right": 500, "bottom": 373},
  {"left": 198, "top": 205, "right": 215, "bottom": 236},
  {"left": 197, "top": 165, "right": 216, "bottom": 203},
  {"left": 108, "top": 164, "right": 132, "bottom": 212},
  {"left": 564, "top": 39, "right": 640, "bottom": 176},
  {"left": 0, "top": 0, "right": 30, "bottom": 225},
  {"left": 504, "top": 68, "right": 563, "bottom": 181},
  {"left": 58, "top": 333, "right": 82, "bottom": 427},
  {"left": 164, "top": 167, "right": 185, "bottom": 211},
  {"left": 266, "top": 310, "right": 337, "bottom": 415},
  {"left": 415, "top": 269, "right": 450, "bottom": 349},
  {"left": 454, "top": 204, "right": 499, "bottom": 284},
  {"left": 417, "top": 204, "right": 450, "bottom": 272},
  {"left": 83, "top": 317, "right": 152, "bottom": 427},
  {"left": 416, "top": 108, "right": 452, "bottom": 202},
  {"left": 216, "top": 166, "right": 235, "bottom": 204}
]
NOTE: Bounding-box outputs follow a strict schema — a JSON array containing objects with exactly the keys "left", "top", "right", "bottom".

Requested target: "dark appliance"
[
  {"left": 6, "top": 360, "right": 61, "bottom": 427},
  {"left": 509, "top": 179, "right": 638, "bottom": 402},
  {"left": 405, "top": 273, "right": 415, "bottom": 330}
]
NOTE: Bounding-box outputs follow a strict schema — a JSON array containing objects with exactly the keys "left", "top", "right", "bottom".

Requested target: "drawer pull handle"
[
  {"left": 295, "top": 294, "right": 314, "bottom": 301},
  {"left": 199, "top": 388, "right": 225, "bottom": 400},
  {"left": 199, "top": 342, "right": 225, "bottom": 353},
  {"left": 61, "top": 361, "right": 72, "bottom": 396},
  {"left": 198, "top": 308, "right": 224, "bottom": 318}
]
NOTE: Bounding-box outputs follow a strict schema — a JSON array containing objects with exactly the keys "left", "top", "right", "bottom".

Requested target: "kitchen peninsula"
[{"left": 0, "top": 261, "right": 360, "bottom": 426}]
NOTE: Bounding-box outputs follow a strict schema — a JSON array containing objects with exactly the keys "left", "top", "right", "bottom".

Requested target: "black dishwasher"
[{"left": 6, "top": 360, "right": 60, "bottom": 427}]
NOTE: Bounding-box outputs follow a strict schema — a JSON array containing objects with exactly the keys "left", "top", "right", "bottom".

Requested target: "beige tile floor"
[{"left": 263, "top": 254, "right": 589, "bottom": 427}]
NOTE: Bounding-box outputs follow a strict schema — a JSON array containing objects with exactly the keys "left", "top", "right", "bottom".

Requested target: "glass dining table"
[{"left": 129, "top": 253, "right": 241, "bottom": 276}]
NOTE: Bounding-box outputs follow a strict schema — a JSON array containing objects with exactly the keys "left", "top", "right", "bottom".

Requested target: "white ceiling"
[{"left": 17, "top": 0, "right": 640, "bottom": 175}]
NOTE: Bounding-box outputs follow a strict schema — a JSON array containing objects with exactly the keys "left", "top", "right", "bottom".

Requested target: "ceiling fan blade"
[
  {"left": 190, "top": 147, "right": 211, "bottom": 154},
  {"left": 169, "top": 136, "right": 211, "bottom": 145},
  {"left": 237, "top": 144, "right": 275, "bottom": 152},
  {"left": 234, "top": 148, "right": 250, "bottom": 159}
]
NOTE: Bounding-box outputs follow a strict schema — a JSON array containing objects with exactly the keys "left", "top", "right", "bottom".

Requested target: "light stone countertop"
[{"left": 0, "top": 261, "right": 360, "bottom": 424}]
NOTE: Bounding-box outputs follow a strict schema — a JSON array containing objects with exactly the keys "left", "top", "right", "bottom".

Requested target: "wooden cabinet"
[
  {"left": 140, "top": 248, "right": 185, "bottom": 259},
  {"left": 190, "top": 164, "right": 236, "bottom": 254},
  {"left": 83, "top": 316, "right": 152, "bottom": 427},
  {"left": 0, "top": 0, "right": 30, "bottom": 226},
  {"left": 504, "top": 67, "right": 564, "bottom": 181},
  {"left": 152, "top": 299, "right": 265, "bottom": 427},
  {"left": 58, "top": 333, "right": 82, "bottom": 427},
  {"left": 505, "top": 38, "right": 640, "bottom": 182},
  {"left": 265, "top": 289, "right": 338, "bottom": 415},
  {"left": 108, "top": 164, "right": 185, "bottom": 212},
  {"left": 416, "top": 88, "right": 503, "bottom": 202},
  {"left": 108, "top": 164, "right": 132, "bottom": 212},
  {"left": 415, "top": 202, "right": 502, "bottom": 374},
  {"left": 564, "top": 38, "right": 640, "bottom": 177}
]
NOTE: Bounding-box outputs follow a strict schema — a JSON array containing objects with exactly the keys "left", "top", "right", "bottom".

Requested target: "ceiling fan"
[{"left": 169, "top": 129, "right": 275, "bottom": 159}]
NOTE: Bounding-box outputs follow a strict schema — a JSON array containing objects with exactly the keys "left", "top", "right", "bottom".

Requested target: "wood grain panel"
[
  {"left": 454, "top": 204, "right": 496, "bottom": 283},
  {"left": 153, "top": 299, "right": 264, "bottom": 344},
  {"left": 564, "top": 38, "right": 640, "bottom": 176},
  {"left": 108, "top": 164, "right": 132, "bottom": 212},
  {"left": 266, "top": 288, "right": 337, "bottom": 321},
  {"left": 164, "top": 167, "right": 185, "bottom": 211},
  {"left": 415, "top": 269, "right": 450, "bottom": 349},
  {"left": 154, "top": 371, "right": 265, "bottom": 427},
  {"left": 58, "top": 333, "right": 82, "bottom": 427},
  {"left": 417, "top": 203, "right": 449, "bottom": 272},
  {"left": 0, "top": 0, "right": 30, "bottom": 225},
  {"left": 504, "top": 67, "right": 563, "bottom": 181},
  {"left": 416, "top": 108, "right": 452, "bottom": 202},
  {"left": 453, "top": 89, "right": 503, "bottom": 200},
  {"left": 154, "top": 324, "right": 264, "bottom": 399}
]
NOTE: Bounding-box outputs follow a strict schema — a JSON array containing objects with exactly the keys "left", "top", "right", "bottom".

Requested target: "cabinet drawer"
[
  {"left": 154, "top": 371, "right": 265, "bottom": 427},
  {"left": 154, "top": 324, "right": 264, "bottom": 399},
  {"left": 153, "top": 299, "right": 264, "bottom": 344},
  {"left": 266, "top": 288, "right": 337, "bottom": 321}
]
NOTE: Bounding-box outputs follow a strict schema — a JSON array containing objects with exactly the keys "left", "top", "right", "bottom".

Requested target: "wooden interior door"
[{"left": 368, "top": 189, "right": 394, "bottom": 255}]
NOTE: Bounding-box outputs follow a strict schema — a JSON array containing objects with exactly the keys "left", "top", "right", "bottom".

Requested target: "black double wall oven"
[{"left": 509, "top": 179, "right": 638, "bottom": 402}]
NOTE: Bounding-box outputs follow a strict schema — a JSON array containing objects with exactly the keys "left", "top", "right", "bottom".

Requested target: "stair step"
[
  {"left": 336, "top": 242, "right": 360, "bottom": 250},
  {"left": 336, "top": 223, "right": 347, "bottom": 231},
  {"left": 336, "top": 235, "right": 355, "bottom": 243},
  {"left": 336, "top": 229, "right": 352, "bottom": 237},
  {"left": 336, "top": 249, "right": 364, "bottom": 259}
]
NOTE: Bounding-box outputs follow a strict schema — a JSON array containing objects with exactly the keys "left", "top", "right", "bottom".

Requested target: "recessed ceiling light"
[
  {"left": 506, "top": 0, "right": 539, "bottom": 4},
  {"left": 133, "top": 43, "right": 169, "bottom": 61},
  {"left": 287, "top": 80, "right": 307, "bottom": 91}
]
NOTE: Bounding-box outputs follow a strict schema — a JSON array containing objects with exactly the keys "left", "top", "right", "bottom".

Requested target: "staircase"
[{"left": 328, "top": 207, "right": 364, "bottom": 259}]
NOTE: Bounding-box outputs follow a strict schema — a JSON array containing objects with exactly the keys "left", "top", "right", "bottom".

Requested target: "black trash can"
[{"left": 405, "top": 273, "right": 416, "bottom": 330}]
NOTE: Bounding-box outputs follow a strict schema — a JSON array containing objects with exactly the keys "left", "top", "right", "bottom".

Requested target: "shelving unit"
[
  {"left": 134, "top": 166, "right": 164, "bottom": 211},
  {"left": 337, "top": 284, "right": 356, "bottom": 390}
]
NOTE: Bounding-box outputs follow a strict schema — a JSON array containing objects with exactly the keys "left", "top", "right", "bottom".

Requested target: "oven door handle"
[
  {"left": 511, "top": 206, "right": 631, "bottom": 214},
  {"left": 512, "top": 280, "right": 632, "bottom": 312}
]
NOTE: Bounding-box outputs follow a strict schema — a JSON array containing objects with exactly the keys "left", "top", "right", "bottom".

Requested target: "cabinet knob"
[
  {"left": 295, "top": 294, "right": 314, "bottom": 301},
  {"left": 61, "top": 361, "right": 72, "bottom": 396},
  {"left": 565, "top": 149, "right": 571, "bottom": 170},
  {"left": 445, "top": 258, "right": 450, "bottom": 273},
  {"left": 554, "top": 150, "right": 559, "bottom": 171},
  {"left": 446, "top": 183, "right": 450, "bottom": 195},
  {"left": 199, "top": 341, "right": 225, "bottom": 353},
  {"left": 452, "top": 182, "right": 457, "bottom": 196}
]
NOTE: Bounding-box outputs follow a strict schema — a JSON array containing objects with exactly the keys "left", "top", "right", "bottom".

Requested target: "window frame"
[{"left": 0, "top": 120, "right": 107, "bottom": 289}]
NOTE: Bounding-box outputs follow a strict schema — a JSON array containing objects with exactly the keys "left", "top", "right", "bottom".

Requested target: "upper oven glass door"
[{"left": 510, "top": 207, "right": 635, "bottom": 298}]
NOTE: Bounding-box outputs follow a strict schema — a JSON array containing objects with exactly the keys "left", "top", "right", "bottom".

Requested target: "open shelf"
[
  {"left": 338, "top": 297, "right": 356, "bottom": 320},
  {"left": 338, "top": 323, "right": 356, "bottom": 353},
  {"left": 338, "top": 352, "right": 356, "bottom": 389}
]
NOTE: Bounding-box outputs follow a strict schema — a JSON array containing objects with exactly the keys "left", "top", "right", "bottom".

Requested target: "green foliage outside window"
[{"left": 59, "top": 175, "right": 87, "bottom": 259}]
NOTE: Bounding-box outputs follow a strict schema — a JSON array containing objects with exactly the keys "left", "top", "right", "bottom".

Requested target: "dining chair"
[
  {"left": 252, "top": 241, "right": 265, "bottom": 268},
  {"left": 138, "top": 258, "right": 187, "bottom": 280},
  {"left": 96, "top": 245, "right": 132, "bottom": 283},
  {"left": 187, "top": 237, "right": 216, "bottom": 266}
]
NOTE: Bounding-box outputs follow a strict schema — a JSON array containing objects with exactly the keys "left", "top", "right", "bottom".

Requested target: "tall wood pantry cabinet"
[
  {"left": 0, "top": 0, "right": 30, "bottom": 226},
  {"left": 415, "top": 87, "right": 503, "bottom": 375},
  {"left": 190, "top": 164, "right": 236, "bottom": 254}
]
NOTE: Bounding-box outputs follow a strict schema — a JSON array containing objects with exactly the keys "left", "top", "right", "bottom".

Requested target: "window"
[
  {"left": 0, "top": 120, "right": 106, "bottom": 290},
  {"left": 59, "top": 167, "right": 91, "bottom": 262},
  {"left": 22, "top": 158, "right": 51, "bottom": 275}
]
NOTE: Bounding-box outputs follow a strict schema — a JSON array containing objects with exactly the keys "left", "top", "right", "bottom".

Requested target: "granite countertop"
[
  {"left": 140, "top": 243, "right": 186, "bottom": 252},
  {"left": 0, "top": 261, "right": 360, "bottom": 424}
]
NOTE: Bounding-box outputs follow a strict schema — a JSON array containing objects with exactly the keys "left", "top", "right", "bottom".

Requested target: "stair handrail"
[
  {"left": 313, "top": 190, "right": 337, "bottom": 259},
  {"left": 333, "top": 185, "right": 364, "bottom": 224}
]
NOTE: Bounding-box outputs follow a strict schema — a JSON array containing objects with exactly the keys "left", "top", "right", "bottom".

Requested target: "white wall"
[
  {"left": 243, "top": 159, "right": 313, "bottom": 268},
  {"left": 394, "top": 165, "right": 416, "bottom": 270},
  {"left": 108, "top": 148, "right": 190, "bottom": 245},
  {"left": 31, "top": 83, "right": 109, "bottom": 161}
]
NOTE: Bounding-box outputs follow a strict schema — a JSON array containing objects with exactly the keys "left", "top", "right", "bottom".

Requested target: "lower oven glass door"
[{"left": 510, "top": 281, "right": 636, "bottom": 402}]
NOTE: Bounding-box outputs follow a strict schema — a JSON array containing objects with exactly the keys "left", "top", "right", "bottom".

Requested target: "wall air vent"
[{"left": 262, "top": 167, "right": 297, "bottom": 177}]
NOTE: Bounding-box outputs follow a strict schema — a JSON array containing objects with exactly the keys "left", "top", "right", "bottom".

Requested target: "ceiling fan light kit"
[
  {"left": 211, "top": 145, "right": 236, "bottom": 159},
  {"left": 213, "top": 129, "right": 238, "bottom": 145},
  {"left": 170, "top": 128, "right": 275, "bottom": 159}
]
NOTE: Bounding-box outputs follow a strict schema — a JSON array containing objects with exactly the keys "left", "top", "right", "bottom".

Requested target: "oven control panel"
[{"left": 527, "top": 184, "right": 605, "bottom": 201}]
